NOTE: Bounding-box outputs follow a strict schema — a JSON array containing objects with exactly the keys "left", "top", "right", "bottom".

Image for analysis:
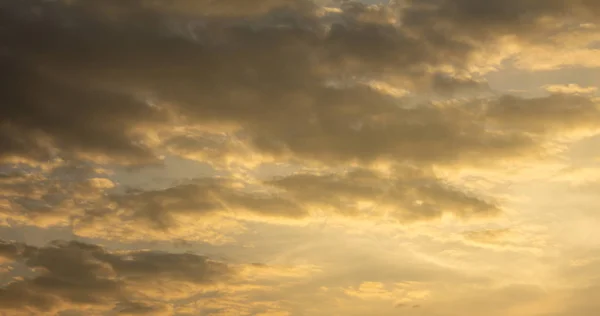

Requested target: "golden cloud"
[
  {"left": 0, "top": 239, "right": 317, "bottom": 315},
  {"left": 1, "top": 1, "right": 600, "bottom": 315}
]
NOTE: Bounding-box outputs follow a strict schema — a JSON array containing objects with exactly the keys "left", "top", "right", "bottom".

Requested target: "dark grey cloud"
[
  {"left": 0, "top": 56, "right": 168, "bottom": 164},
  {"left": 2, "top": 2, "right": 599, "bottom": 315},
  {"left": 66, "top": 0, "right": 317, "bottom": 18},
  {"left": 1, "top": 0, "right": 598, "bottom": 168},
  {"left": 0, "top": 0, "right": 598, "bottom": 243},
  {"left": 0, "top": 239, "right": 232, "bottom": 314}
]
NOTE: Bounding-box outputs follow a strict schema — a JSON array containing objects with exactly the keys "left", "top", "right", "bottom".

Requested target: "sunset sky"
[{"left": 1, "top": 0, "right": 600, "bottom": 315}]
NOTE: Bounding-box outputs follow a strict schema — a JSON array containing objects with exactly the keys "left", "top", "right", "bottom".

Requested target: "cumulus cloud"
[
  {"left": 1, "top": 0, "right": 598, "bottom": 244},
  {"left": 0, "top": 239, "right": 232, "bottom": 314},
  {"left": 0, "top": 239, "right": 324, "bottom": 315},
  {"left": 0, "top": 56, "right": 169, "bottom": 165},
  {"left": 1, "top": 1, "right": 600, "bottom": 314},
  {"left": 66, "top": 0, "right": 317, "bottom": 18},
  {"left": 1, "top": 0, "right": 599, "bottom": 169}
]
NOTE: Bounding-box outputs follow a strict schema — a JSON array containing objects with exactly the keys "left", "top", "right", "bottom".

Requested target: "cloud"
[
  {"left": 0, "top": 55, "right": 169, "bottom": 165},
  {"left": 485, "top": 94, "right": 600, "bottom": 136},
  {"left": 462, "top": 228, "right": 512, "bottom": 245},
  {"left": 342, "top": 281, "right": 430, "bottom": 305},
  {"left": 402, "top": 0, "right": 600, "bottom": 40},
  {"left": 431, "top": 73, "right": 491, "bottom": 96},
  {"left": 1, "top": 0, "right": 599, "bottom": 170},
  {"left": 0, "top": 160, "right": 115, "bottom": 227},
  {"left": 0, "top": 238, "right": 324, "bottom": 315},
  {"left": 160, "top": 131, "right": 265, "bottom": 170},
  {"left": 0, "top": 239, "right": 232, "bottom": 314},
  {"left": 548, "top": 254, "right": 600, "bottom": 316},
  {"left": 0, "top": 240, "right": 22, "bottom": 264},
  {"left": 0, "top": 239, "right": 315, "bottom": 315},
  {"left": 68, "top": 164, "right": 505, "bottom": 243},
  {"left": 544, "top": 84, "right": 598, "bottom": 95},
  {"left": 114, "top": 301, "right": 174, "bottom": 316},
  {"left": 268, "top": 166, "right": 499, "bottom": 221},
  {"left": 72, "top": 177, "right": 307, "bottom": 243},
  {"left": 1, "top": 0, "right": 599, "bottom": 249},
  {"left": 189, "top": 91, "right": 599, "bottom": 168},
  {"left": 65, "top": 0, "right": 317, "bottom": 18},
  {"left": 2, "top": 1, "right": 600, "bottom": 315}
]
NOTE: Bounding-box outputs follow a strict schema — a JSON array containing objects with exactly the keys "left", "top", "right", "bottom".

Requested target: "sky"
[{"left": 1, "top": 0, "right": 600, "bottom": 315}]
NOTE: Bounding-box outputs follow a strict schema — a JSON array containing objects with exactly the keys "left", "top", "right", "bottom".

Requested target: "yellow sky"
[{"left": 1, "top": 0, "right": 600, "bottom": 315}]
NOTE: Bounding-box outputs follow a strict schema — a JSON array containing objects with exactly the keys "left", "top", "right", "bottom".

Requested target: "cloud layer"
[
  {"left": 0, "top": 239, "right": 231, "bottom": 314},
  {"left": 1, "top": 0, "right": 600, "bottom": 315},
  {"left": 1, "top": 0, "right": 598, "bottom": 167}
]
